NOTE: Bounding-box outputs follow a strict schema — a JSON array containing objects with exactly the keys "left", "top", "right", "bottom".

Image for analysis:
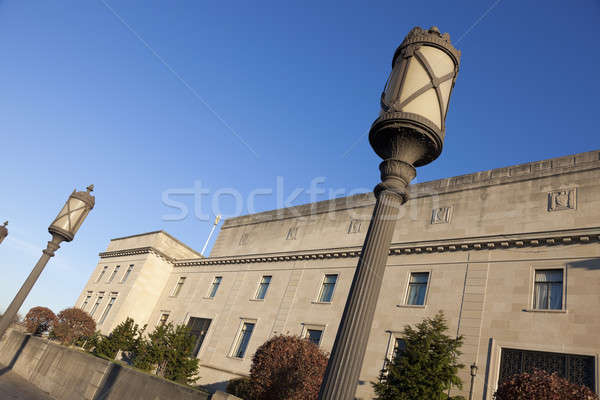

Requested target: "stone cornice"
[
  {"left": 99, "top": 246, "right": 174, "bottom": 262},
  {"left": 172, "top": 227, "right": 600, "bottom": 267}
]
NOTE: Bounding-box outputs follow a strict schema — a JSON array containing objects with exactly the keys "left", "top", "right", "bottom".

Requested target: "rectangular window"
[
  {"left": 120, "top": 264, "right": 134, "bottom": 283},
  {"left": 172, "top": 277, "right": 186, "bottom": 297},
  {"left": 534, "top": 269, "right": 563, "bottom": 310},
  {"left": 188, "top": 317, "right": 212, "bottom": 357},
  {"left": 96, "top": 266, "right": 108, "bottom": 283},
  {"left": 392, "top": 338, "right": 406, "bottom": 360},
  {"left": 318, "top": 274, "right": 338, "bottom": 303},
  {"left": 81, "top": 291, "right": 92, "bottom": 310},
  {"left": 208, "top": 276, "right": 222, "bottom": 298},
  {"left": 305, "top": 329, "right": 323, "bottom": 346},
  {"left": 90, "top": 292, "right": 104, "bottom": 317},
  {"left": 159, "top": 313, "right": 169, "bottom": 326},
  {"left": 406, "top": 272, "right": 429, "bottom": 306},
  {"left": 107, "top": 265, "right": 120, "bottom": 283},
  {"left": 255, "top": 276, "right": 272, "bottom": 300},
  {"left": 232, "top": 322, "right": 255, "bottom": 358},
  {"left": 99, "top": 293, "right": 117, "bottom": 324}
]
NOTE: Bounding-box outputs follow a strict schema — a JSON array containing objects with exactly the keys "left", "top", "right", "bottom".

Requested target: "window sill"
[
  {"left": 522, "top": 308, "right": 567, "bottom": 314},
  {"left": 248, "top": 298, "right": 264, "bottom": 302},
  {"left": 396, "top": 304, "right": 426, "bottom": 309},
  {"left": 202, "top": 296, "right": 215, "bottom": 300},
  {"left": 312, "top": 301, "right": 332, "bottom": 305},
  {"left": 226, "top": 355, "right": 245, "bottom": 361}
]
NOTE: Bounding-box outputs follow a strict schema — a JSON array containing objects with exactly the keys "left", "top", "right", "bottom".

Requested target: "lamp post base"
[{"left": 0, "top": 234, "right": 63, "bottom": 340}]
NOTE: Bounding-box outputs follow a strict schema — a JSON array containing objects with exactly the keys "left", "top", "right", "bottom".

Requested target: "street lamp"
[
  {"left": 0, "top": 185, "right": 95, "bottom": 339},
  {"left": 0, "top": 221, "right": 8, "bottom": 245},
  {"left": 318, "top": 26, "right": 460, "bottom": 400}
]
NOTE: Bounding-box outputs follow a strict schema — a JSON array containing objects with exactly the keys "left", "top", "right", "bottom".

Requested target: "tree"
[
  {"left": 23, "top": 306, "right": 57, "bottom": 335},
  {"left": 93, "top": 317, "right": 145, "bottom": 360},
  {"left": 236, "top": 334, "right": 328, "bottom": 400},
  {"left": 373, "top": 312, "right": 465, "bottom": 400},
  {"left": 52, "top": 307, "right": 96, "bottom": 345},
  {"left": 132, "top": 322, "right": 199, "bottom": 384},
  {"left": 494, "top": 369, "right": 598, "bottom": 400}
]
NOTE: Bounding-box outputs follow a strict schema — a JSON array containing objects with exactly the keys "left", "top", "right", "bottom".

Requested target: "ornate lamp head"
[
  {"left": 369, "top": 26, "right": 460, "bottom": 167},
  {"left": 48, "top": 185, "right": 95, "bottom": 242},
  {"left": 0, "top": 221, "right": 7, "bottom": 244}
]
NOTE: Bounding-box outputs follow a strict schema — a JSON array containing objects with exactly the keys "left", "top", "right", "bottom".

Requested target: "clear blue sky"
[{"left": 1, "top": 0, "right": 599, "bottom": 315}]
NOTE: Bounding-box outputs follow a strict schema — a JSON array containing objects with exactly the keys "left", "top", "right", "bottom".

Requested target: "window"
[
  {"left": 208, "top": 276, "right": 222, "bottom": 298},
  {"left": 188, "top": 317, "right": 212, "bottom": 357},
  {"left": 406, "top": 272, "right": 429, "bottom": 306},
  {"left": 81, "top": 291, "right": 92, "bottom": 310},
  {"left": 99, "top": 293, "right": 117, "bottom": 324},
  {"left": 347, "top": 219, "right": 362, "bottom": 234},
  {"left": 391, "top": 338, "right": 406, "bottom": 360},
  {"left": 96, "top": 266, "right": 108, "bottom": 283},
  {"left": 158, "top": 313, "right": 169, "bottom": 326},
  {"left": 305, "top": 329, "right": 323, "bottom": 346},
  {"left": 172, "top": 277, "right": 186, "bottom": 297},
  {"left": 90, "top": 292, "right": 104, "bottom": 317},
  {"left": 255, "top": 276, "right": 272, "bottom": 300},
  {"left": 318, "top": 274, "right": 338, "bottom": 303},
  {"left": 120, "top": 264, "right": 134, "bottom": 283},
  {"left": 534, "top": 269, "right": 563, "bottom": 310},
  {"left": 107, "top": 265, "right": 120, "bottom": 283},
  {"left": 232, "top": 322, "right": 255, "bottom": 358}
]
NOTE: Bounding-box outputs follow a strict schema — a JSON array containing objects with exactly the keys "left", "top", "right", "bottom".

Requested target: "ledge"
[
  {"left": 522, "top": 308, "right": 568, "bottom": 314},
  {"left": 396, "top": 304, "right": 427, "bottom": 309}
]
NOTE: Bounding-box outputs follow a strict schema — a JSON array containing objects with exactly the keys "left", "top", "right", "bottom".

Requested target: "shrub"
[
  {"left": 227, "top": 377, "right": 252, "bottom": 399},
  {"left": 494, "top": 369, "right": 598, "bottom": 400},
  {"left": 23, "top": 306, "right": 57, "bottom": 335},
  {"left": 132, "top": 322, "right": 199, "bottom": 384},
  {"left": 373, "top": 311, "right": 464, "bottom": 400},
  {"left": 94, "top": 317, "right": 144, "bottom": 360},
  {"left": 243, "top": 334, "right": 328, "bottom": 400},
  {"left": 52, "top": 307, "right": 96, "bottom": 345}
]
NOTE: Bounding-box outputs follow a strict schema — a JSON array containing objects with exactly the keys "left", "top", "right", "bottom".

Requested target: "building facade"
[{"left": 76, "top": 150, "right": 600, "bottom": 399}]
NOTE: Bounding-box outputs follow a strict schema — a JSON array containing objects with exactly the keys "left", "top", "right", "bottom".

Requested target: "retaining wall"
[{"left": 0, "top": 329, "right": 210, "bottom": 400}]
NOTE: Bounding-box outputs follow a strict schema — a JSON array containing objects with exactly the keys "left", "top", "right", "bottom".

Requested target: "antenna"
[{"left": 200, "top": 215, "right": 221, "bottom": 256}]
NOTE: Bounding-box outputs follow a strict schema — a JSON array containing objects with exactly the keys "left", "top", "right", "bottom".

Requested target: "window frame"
[
  {"left": 99, "top": 292, "right": 117, "bottom": 324},
  {"left": 530, "top": 267, "right": 567, "bottom": 312},
  {"left": 206, "top": 276, "right": 222, "bottom": 299},
  {"left": 171, "top": 277, "right": 186, "bottom": 297},
  {"left": 254, "top": 275, "right": 272, "bottom": 300},
  {"left": 89, "top": 292, "right": 105, "bottom": 317},
  {"left": 230, "top": 318, "right": 257, "bottom": 359},
  {"left": 301, "top": 323, "right": 326, "bottom": 347},
  {"left": 158, "top": 312, "right": 170, "bottom": 326},
  {"left": 81, "top": 291, "right": 93, "bottom": 310},
  {"left": 383, "top": 330, "right": 406, "bottom": 370},
  {"left": 96, "top": 266, "right": 108, "bottom": 283},
  {"left": 401, "top": 271, "right": 431, "bottom": 307},
  {"left": 120, "top": 264, "right": 134, "bottom": 283},
  {"left": 107, "top": 265, "right": 120, "bottom": 283},
  {"left": 315, "top": 273, "right": 339, "bottom": 303}
]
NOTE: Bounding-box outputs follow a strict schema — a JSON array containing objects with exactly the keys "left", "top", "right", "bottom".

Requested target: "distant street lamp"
[
  {"left": 0, "top": 186, "right": 95, "bottom": 339},
  {"left": 319, "top": 26, "right": 461, "bottom": 400},
  {"left": 0, "top": 221, "right": 8, "bottom": 245}
]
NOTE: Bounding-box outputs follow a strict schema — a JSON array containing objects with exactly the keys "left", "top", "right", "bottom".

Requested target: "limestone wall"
[{"left": 0, "top": 330, "right": 210, "bottom": 400}]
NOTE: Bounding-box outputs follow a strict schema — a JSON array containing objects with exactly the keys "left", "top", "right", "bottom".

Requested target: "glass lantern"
[{"left": 48, "top": 185, "right": 95, "bottom": 242}]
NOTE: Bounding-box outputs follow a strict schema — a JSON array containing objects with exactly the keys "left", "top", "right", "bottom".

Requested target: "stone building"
[{"left": 76, "top": 150, "right": 600, "bottom": 399}]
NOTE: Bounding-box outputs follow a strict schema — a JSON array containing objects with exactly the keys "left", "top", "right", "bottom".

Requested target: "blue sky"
[{"left": 1, "top": 0, "right": 599, "bottom": 315}]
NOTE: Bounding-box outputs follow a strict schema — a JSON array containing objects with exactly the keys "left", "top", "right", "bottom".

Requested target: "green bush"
[
  {"left": 226, "top": 377, "right": 252, "bottom": 399},
  {"left": 93, "top": 318, "right": 144, "bottom": 360}
]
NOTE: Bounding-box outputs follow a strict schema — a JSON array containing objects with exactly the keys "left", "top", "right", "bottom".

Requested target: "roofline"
[{"left": 110, "top": 230, "right": 202, "bottom": 257}]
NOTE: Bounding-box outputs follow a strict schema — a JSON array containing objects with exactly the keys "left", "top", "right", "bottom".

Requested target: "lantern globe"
[
  {"left": 369, "top": 26, "right": 460, "bottom": 167},
  {"left": 48, "top": 185, "right": 95, "bottom": 242}
]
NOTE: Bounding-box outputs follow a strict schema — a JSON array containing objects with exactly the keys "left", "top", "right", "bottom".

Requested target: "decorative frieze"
[
  {"left": 431, "top": 206, "right": 452, "bottom": 224},
  {"left": 347, "top": 219, "right": 362, "bottom": 234},
  {"left": 548, "top": 188, "right": 576, "bottom": 211}
]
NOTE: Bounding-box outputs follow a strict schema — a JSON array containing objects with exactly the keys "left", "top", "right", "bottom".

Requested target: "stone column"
[
  {"left": 318, "top": 159, "right": 415, "bottom": 400},
  {"left": 0, "top": 234, "right": 63, "bottom": 340}
]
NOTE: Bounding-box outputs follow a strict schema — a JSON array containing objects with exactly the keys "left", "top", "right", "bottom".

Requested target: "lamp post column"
[
  {"left": 0, "top": 234, "right": 63, "bottom": 339},
  {"left": 319, "top": 159, "right": 415, "bottom": 400},
  {"left": 0, "top": 221, "right": 8, "bottom": 245},
  {"left": 318, "top": 26, "right": 460, "bottom": 400}
]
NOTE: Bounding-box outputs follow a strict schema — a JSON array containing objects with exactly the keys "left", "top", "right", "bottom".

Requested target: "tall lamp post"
[
  {"left": 0, "top": 221, "right": 8, "bottom": 245},
  {"left": 0, "top": 185, "right": 95, "bottom": 340},
  {"left": 318, "top": 26, "right": 461, "bottom": 400}
]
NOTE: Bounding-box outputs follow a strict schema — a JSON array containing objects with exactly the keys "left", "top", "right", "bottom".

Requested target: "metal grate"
[{"left": 499, "top": 348, "right": 595, "bottom": 390}]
